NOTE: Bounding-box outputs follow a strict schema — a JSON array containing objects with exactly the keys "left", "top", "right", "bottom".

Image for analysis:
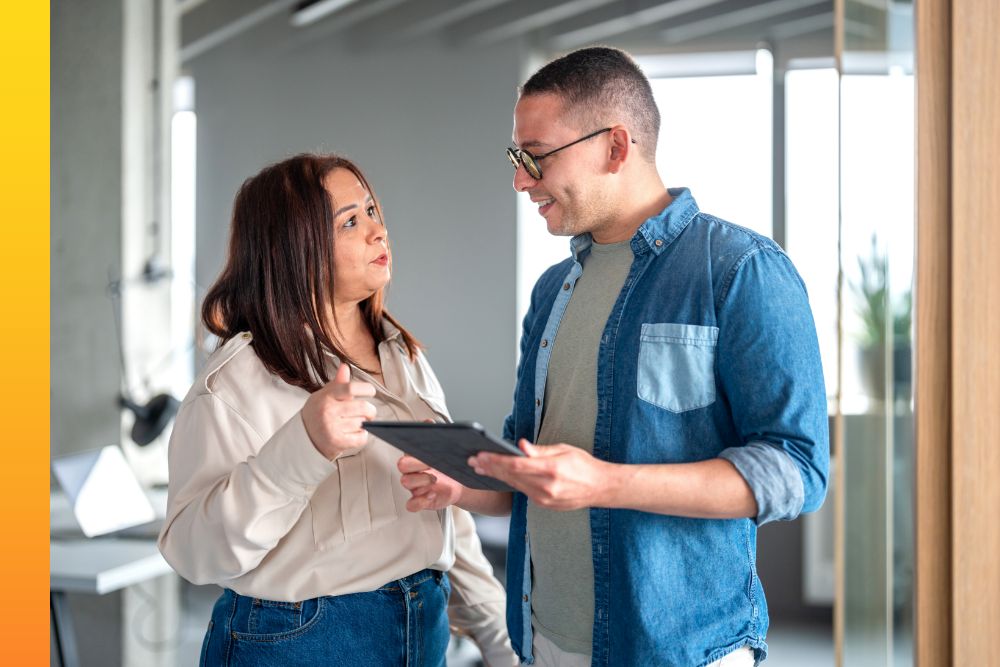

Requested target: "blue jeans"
[{"left": 200, "top": 569, "right": 451, "bottom": 666}]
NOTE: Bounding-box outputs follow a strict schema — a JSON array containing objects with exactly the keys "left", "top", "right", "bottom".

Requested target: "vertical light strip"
[
  {"left": 832, "top": 0, "right": 846, "bottom": 665},
  {"left": 171, "top": 75, "right": 197, "bottom": 396}
]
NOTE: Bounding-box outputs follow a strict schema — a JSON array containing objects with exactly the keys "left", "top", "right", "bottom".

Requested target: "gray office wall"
[
  {"left": 190, "top": 32, "right": 522, "bottom": 432},
  {"left": 51, "top": 0, "right": 124, "bottom": 458}
]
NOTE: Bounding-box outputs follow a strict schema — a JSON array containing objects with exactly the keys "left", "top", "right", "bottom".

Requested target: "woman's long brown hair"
[{"left": 201, "top": 153, "right": 421, "bottom": 392}]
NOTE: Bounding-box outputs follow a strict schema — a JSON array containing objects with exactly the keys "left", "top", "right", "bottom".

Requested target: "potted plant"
[{"left": 850, "top": 235, "right": 912, "bottom": 400}]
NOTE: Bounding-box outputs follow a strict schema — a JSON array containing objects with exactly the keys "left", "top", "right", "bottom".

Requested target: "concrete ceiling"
[{"left": 180, "top": 0, "right": 842, "bottom": 65}]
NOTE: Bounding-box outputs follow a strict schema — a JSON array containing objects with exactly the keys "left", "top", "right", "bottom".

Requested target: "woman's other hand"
[
  {"left": 397, "top": 455, "right": 464, "bottom": 511},
  {"left": 301, "top": 363, "right": 377, "bottom": 459}
]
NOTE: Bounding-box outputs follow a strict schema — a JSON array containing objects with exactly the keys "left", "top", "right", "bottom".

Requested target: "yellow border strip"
[{"left": 0, "top": 4, "right": 51, "bottom": 664}]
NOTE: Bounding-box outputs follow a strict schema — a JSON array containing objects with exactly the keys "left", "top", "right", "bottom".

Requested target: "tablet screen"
[{"left": 363, "top": 421, "right": 523, "bottom": 493}]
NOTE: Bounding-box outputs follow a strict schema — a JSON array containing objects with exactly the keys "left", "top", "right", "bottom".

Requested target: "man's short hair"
[{"left": 520, "top": 46, "right": 660, "bottom": 163}]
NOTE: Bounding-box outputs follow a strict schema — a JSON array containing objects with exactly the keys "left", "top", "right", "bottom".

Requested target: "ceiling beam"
[
  {"left": 290, "top": 0, "right": 364, "bottom": 28},
  {"left": 660, "top": 0, "right": 828, "bottom": 44},
  {"left": 460, "top": 0, "right": 619, "bottom": 46},
  {"left": 178, "top": 0, "right": 213, "bottom": 15},
  {"left": 180, "top": 0, "right": 298, "bottom": 63},
  {"left": 768, "top": 10, "right": 833, "bottom": 40},
  {"left": 401, "top": 0, "right": 513, "bottom": 39},
  {"left": 325, "top": 0, "right": 506, "bottom": 39},
  {"left": 550, "top": 0, "right": 731, "bottom": 50},
  {"left": 272, "top": 0, "right": 411, "bottom": 51}
]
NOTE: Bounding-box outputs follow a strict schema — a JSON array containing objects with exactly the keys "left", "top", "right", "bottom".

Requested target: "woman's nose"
[{"left": 367, "top": 221, "right": 386, "bottom": 243}]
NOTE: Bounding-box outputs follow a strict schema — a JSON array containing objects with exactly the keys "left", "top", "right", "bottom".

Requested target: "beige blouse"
[{"left": 158, "top": 324, "right": 516, "bottom": 666}]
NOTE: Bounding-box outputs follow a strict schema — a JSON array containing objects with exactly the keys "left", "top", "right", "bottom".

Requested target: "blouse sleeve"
[
  {"left": 158, "top": 394, "right": 336, "bottom": 585},
  {"left": 446, "top": 507, "right": 519, "bottom": 667}
]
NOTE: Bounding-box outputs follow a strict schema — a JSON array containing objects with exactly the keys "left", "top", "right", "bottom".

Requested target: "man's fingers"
[
  {"left": 470, "top": 450, "right": 548, "bottom": 485},
  {"left": 520, "top": 440, "right": 568, "bottom": 457}
]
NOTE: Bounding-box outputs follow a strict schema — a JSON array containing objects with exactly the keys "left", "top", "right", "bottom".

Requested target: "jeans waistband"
[
  {"left": 378, "top": 568, "right": 444, "bottom": 593},
  {"left": 222, "top": 567, "right": 446, "bottom": 605}
]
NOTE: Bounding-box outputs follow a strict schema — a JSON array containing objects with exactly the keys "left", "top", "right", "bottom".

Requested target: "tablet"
[{"left": 362, "top": 421, "right": 524, "bottom": 493}]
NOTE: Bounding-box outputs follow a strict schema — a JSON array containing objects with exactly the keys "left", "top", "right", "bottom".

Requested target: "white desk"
[
  {"left": 51, "top": 538, "right": 173, "bottom": 595},
  {"left": 50, "top": 490, "right": 178, "bottom": 667},
  {"left": 50, "top": 488, "right": 172, "bottom": 594}
]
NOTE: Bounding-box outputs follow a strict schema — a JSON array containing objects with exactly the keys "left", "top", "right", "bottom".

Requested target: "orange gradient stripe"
[{"left": 1, "top": 4, "right": 50, "bottom": 665}]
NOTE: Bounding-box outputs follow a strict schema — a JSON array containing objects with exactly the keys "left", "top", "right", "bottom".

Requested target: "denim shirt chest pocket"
[{"left": 637, "top": 322, "right": 719, "bottom": 413}]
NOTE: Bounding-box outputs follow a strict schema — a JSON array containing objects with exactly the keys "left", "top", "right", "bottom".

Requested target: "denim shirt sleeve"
[
  {"left": 714, "top": 247, "right": 830, "bottom": 524},
  {"left": 503, "top": 272, "right": 543, "bottom": 443}
]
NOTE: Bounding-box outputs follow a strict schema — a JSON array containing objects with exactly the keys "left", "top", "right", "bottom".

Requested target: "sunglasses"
[{"left": 506, "top": 127, "right": 613, "bottom": 180}]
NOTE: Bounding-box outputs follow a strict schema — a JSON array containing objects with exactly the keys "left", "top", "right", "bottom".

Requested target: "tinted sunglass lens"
[
  {"left": 506, "top": 147, "right": 519, "bottom": 168},
  {"left": 506, "top": 147, "right": 542, "bottom": 179},
  {"left": 523, "top": 154, "right": 541, "bottom": 179}
]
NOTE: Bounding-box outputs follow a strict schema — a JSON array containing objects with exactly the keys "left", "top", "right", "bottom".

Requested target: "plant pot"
[{"left": 858, "top": 344, "right": 912, "bottom": 400}]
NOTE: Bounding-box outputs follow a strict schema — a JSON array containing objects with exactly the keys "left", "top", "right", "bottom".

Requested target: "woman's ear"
[{"left": 607, "top": 126, "right": 633, "bottom": 174}]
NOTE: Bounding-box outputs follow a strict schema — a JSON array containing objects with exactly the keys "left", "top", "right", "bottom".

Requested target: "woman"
[{"left": 158, "top": 154, "right": 516, "bottom": 666}]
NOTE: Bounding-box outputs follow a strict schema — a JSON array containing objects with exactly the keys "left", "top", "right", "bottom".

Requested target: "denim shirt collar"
[{"left": 570, "top": 187, "right": 699, "bottom": 260}]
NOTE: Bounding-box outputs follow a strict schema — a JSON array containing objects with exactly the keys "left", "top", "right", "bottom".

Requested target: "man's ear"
[{"left": 607, "top": 126, "right": 633, "bottom": 174}]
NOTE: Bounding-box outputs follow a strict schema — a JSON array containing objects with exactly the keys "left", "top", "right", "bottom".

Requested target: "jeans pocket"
[
  {"left": 438, "top": 571, "right": 451, "bottom": 602},
  {"left": 637, "top": 323, "right": 718, "bottom": 413},
  {"left": 234, "top": 597, "right": 324, "bottom": 643}
]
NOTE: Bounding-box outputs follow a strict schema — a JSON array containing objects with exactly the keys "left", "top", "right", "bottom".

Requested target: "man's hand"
[
  {"left": 470, "top": 439, "right": 611, "bottom": 511},
  {"left": 397, "top": 455, "right": 465, "bottom": 512},
  {"left": 301, "top": 363, "right": 377, "bottom": 460}
]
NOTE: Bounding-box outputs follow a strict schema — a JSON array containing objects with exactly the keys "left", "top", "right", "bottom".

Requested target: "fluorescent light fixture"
[
  {"left": 755, "top": 47, "right": 773, "bottom": 78},
  {"left": 291, "top": 0, "right": 361, "bottom": 27},
  {"left": 635, "top": 52, "right": 759, "bottom": 78}
]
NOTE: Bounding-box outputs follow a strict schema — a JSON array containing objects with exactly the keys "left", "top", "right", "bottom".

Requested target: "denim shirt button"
[
  {"left": 522, "top": 594, "right": 529, "bottom": 602},
  {"left": 654, "top": 239, "right": 663, "bottom": 247},
  {"left": 541, "top": 339, "right": 548, "bottom": 348},
  {"left": 535, "top": 398, "right": 541, "bottom": 407},
  {"left": 562, "top": 282, "right": 570, "bottom": 290}
]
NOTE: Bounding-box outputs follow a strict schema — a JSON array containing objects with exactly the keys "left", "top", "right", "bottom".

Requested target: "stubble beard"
[{"left": 548, "top": 198, "right": 612, "bottom": 240}]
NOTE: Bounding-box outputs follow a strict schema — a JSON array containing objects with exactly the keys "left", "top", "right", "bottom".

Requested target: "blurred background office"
[{"left": 51, "top": 1, "right": 1000, "bottom": 666}]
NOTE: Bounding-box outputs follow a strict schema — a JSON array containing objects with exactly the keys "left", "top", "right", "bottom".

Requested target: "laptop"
[{"left": 51, "top": 445, "right": 162, "bottom": 539}]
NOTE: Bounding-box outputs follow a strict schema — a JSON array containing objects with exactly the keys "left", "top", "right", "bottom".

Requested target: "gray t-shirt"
[{"left": 528, "top": 239, "right": 633, "bottom": 655}]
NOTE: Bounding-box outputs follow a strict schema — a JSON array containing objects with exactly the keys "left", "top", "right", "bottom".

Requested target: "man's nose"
[{"left": 513, "top": 162, "right": 537, "bottom": 192}]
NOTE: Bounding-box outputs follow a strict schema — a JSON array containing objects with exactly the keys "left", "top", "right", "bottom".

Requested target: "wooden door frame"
[{"left": 915, "top": 0, "right": 1000, "bottom": 664}]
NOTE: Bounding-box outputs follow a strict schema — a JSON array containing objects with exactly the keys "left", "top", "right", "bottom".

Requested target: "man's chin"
[{"left": 545, "top": 218, "right": 576, "bottom": 237}]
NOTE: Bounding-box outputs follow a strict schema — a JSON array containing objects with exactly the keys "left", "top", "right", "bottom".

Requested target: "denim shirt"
[{"left": 502, "top": 189, "right": 829, "bottom": 667}]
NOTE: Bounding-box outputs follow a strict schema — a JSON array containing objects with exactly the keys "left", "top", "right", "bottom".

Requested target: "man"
[{"left": 401, "top": 46, "right": 828, "bottom": 667}]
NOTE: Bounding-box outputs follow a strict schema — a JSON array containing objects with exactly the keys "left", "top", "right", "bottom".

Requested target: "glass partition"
[{"left": 837, "top": 1, "right": 915, "bottom": 665}]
